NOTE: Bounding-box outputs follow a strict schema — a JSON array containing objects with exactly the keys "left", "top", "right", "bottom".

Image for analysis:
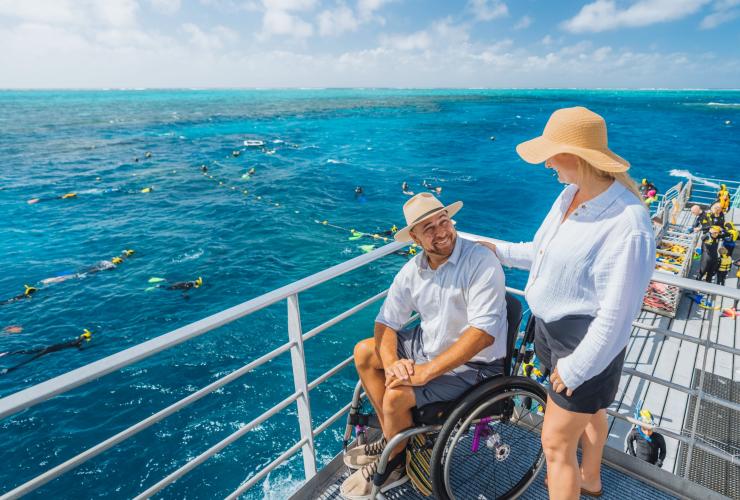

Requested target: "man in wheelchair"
[{"left": 341, "top": 193, "right": 509, "bottom": 498}]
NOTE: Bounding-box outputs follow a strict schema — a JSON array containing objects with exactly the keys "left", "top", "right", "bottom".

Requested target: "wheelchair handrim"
[{"left": 441, "top": 387, "right": 546, "bottom": 500}]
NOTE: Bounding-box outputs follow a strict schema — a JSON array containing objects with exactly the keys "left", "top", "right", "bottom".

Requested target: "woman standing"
[{"left": 480, "top": 107, "right": 655, "bottom": 499}]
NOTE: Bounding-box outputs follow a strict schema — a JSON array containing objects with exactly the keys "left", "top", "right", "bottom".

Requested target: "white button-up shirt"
[
  {"left": 376, "top": 236, "right": 508, "bottom": 364},
  {"left": 496, "top": 181, "right": 655, "bottom": 390}
]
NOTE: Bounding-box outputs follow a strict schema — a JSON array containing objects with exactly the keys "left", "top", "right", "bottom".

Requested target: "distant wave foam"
[{"left": 669, "top": 169, "right": 721, "bottom": 189}]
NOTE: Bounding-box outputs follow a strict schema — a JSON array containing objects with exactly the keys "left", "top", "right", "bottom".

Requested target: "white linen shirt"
[
  {"left": 496, "top": 181, "right": 655, "bottom": 390},
  {"left": 376, "top": 236, "right": 508, "bottom": 364}
]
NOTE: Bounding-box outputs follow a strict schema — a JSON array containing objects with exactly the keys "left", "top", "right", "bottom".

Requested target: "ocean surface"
[{"left": 0, "top": 89, "right": 738, "bottom": 498}]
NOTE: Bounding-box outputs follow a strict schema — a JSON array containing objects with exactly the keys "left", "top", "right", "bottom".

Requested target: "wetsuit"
[
  {"left": 0, "top": 336, "right": 88, "bottom": 373},
  {"left": 694, "top": 211, "right": 725, "bottom": 234},
  {"left": 164, "top": 280, "right": 199, "bottom": 290},
  {"left": 697, "top": 234, "right": 721, "bottom": 282},
  {"left": 626, "top": 428, "right": 666, "bottom": 468},
  {"left": 716, "top": 255, "right": 733, "bottom": 286},
  {"left": 1, "top": 287, "right": 37, "bottom": 305},
  {"left": 698, "top": 234, "right": 721, "bottom": 281}
]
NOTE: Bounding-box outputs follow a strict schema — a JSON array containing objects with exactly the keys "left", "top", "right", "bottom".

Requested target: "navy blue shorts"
[{"left": 396, "top": 325, "right": 504, "bottom": 407}]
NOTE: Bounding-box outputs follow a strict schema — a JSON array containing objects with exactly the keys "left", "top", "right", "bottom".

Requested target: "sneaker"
[
  {"left": 343, "top": 437, "right": 387, "bottom": 469},
  {"left": 340, "top": 452, "right": 408, "bottom": 499}
]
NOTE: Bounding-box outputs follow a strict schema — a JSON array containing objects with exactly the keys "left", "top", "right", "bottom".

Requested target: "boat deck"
[
  {"left": 294, "top": 207, "right": 739, "bottom": 499},
  {"left": 609, "top": 207, "right": 740, "bottom": 495}
]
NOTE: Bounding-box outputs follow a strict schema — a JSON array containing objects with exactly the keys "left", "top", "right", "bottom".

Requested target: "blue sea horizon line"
[{"left": 1, "top": 86, "right": 740, "bottom": 92}]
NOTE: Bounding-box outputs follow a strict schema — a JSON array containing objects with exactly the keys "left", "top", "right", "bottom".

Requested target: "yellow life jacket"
[{"left": 719, "top": 255, "right": 733, "bottom": 272}]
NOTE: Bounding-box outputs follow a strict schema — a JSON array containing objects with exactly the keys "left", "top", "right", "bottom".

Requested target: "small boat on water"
[{"left": 243, "top": 139, "right": 265, "bottom": 147}]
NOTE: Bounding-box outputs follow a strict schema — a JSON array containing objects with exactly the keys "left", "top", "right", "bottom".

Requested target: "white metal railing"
[{"left": 2, "top": 231, "right": 740, "bottom": 498}]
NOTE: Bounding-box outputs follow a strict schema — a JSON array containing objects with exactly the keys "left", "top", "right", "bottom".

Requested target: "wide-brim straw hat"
[
  {"left": 516, "top": 106, "right": 630, "bottom": 173},
  {"left": 394, "top": 192, "right": 462, "bottom": 242}
]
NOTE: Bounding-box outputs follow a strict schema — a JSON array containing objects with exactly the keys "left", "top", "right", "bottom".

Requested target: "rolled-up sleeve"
[
  {"left": 495, "top": 241, "right": 535, "bottom": 270},
  {"left": 465, "top": 249, "right": 507, "bottom": 341},
  {"left": 557, "top": 230, "right": 655, "bottom": 390},
  {"left": 375, "top": 272, "right": 414, "bottom": 331}
]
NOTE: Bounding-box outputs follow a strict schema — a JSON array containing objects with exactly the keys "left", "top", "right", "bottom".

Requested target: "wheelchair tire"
[{"left": 430, "top": 376, "right": 547, "bottom": 500}]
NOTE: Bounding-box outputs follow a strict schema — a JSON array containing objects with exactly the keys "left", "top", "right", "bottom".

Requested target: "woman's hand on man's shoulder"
[{"left": 476, "top": 240, "right": 498, "bottom": 256}]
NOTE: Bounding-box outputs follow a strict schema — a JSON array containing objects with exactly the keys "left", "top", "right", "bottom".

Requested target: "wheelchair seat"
[{"left": 410, "top": 292, "right": 523, "bottom": 426}]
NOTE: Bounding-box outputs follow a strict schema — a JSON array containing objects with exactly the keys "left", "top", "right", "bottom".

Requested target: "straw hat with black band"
[
  {"left": 394, "top": 193, "right": 462, "bottom": 242},
  {"left": 516, "top": 106, "right": 630, "bottom": 172}
]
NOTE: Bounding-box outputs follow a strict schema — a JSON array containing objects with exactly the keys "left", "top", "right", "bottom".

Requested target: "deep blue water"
[{"left": 0, "top": 89, "right": 738, "bottom": 498}]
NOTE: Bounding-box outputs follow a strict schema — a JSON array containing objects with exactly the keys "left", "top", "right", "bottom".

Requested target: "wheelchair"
[{"left": 342, "top": 293, "right": 547, "bottom": 499}]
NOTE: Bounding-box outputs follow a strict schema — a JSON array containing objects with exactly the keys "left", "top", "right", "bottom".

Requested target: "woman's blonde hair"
[{"left": 574, "top": 156, "right": 644, "bottom": 205}]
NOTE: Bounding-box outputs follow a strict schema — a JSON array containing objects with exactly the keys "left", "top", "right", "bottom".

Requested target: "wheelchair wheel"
[{"left": 430, "top": 376, "right": 547, "bottom": 500}]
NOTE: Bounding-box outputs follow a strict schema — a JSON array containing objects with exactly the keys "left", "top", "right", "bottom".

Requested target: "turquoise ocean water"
[{"left": 0, "top": 89, "right": 738, "bottom": 498}]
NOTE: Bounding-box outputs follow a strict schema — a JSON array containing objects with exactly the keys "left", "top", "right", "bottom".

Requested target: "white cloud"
[
  {"left": 262, "top": 0, "right": 316, "bottom": 11},
  {"left": 257, "top": 0, "right": 316, "bottom": 38},
  {"left": 357, "top": 0, "right": 394, "bottom": 20},
  {"left": 541, "top": 34, "right": 554, "bottom": 46},
  {"left": 562, "top": 0, "right": 711, "bottom": 33},
  {"left": 467, "top": 0, "right": 508, "bottom": 22},
  {"left": 182, "top": 23, "right": 238, "bottom": 49},
  {"left": 317, "top": 3, "right": 358, "bottom": 36},
  {"left": 260, "top": 9, "right": 313, "bottom": 37},
  {"left": 380, "top": 30, "right": 432, "bottom": 51},
  {"left": 514, "top": 15, "right": 532, "bottom": 30},
  {"left": 147, "top": 0, "right": 182, "bottom": 14},
  {"left": 700, "top": 0, "right": 740, "bottom": 28},
  {"left": 0, "top": 0, "right": 140, "bottom": 26}
]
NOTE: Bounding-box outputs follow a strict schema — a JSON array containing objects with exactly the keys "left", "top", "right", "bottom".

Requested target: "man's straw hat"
[
  {"left": 516, "top": 106, "right": 630, "bottom": 173},
  {"left": 394, "top": 193, "right": 462, "bottom": 242}
]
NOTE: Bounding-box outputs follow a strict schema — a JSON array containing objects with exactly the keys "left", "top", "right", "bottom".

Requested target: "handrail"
[{"left": 3, "top": 231, "right": 740, "bottom": 499}]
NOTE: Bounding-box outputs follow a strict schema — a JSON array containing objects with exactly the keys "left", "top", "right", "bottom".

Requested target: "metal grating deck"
[
  {"left": 309, "top": 455, "right": 678, "bottom": 500},
  {"left": 676, "top": 370, "right": 740, "bottom": 497}
]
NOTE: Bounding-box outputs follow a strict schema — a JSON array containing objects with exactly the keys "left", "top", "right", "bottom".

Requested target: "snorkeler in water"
[
  {"left": 39, "top": 249, "right": 135, "bottom": 285},
  {"left": 0, "top": 285, "right": 38, "bottom": 305},
  {"left": 146, "top": 277, "right": 203, "bottom": 297},
  {"left": 27, "top": 192, "right": 77, "bottom": 205},
  {"left": 422, "top": 180, "right": 442, "bottom": 195},
  {"left": 0, "top": 329, "right": 93, "bottom": 374},
  {"left": 200, "top": 164, "right": 209, "bottom": 173},
  {"left": 28, "top": 186, "right": 152, "bottom": 205}
]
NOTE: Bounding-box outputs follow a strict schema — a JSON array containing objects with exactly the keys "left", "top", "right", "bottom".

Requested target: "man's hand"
[
  {"left": 385, "top": 358, "right": 415, "bottom": 386},
  {"left": 549, "top": 366, "right": 574, "bottom": 397},
  {"left": 387, "top": 363, "right": 433, "bottom": 388}
]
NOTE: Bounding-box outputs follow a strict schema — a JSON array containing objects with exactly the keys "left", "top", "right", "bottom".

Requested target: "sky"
[{"left": 0, "top": 0, "right": 739, "bottom": 88}]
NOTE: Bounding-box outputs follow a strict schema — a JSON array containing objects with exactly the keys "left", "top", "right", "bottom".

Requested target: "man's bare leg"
[
  {"left": 382, "top": 385, "right": 416, "bottom": 457},
  {"left": 354, "top": 338, "right": 389, "bottom": 429}
]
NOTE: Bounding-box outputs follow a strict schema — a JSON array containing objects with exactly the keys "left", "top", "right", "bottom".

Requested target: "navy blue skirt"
[{"left": 534, "top": 315, "right": 625, "bottom": 414}]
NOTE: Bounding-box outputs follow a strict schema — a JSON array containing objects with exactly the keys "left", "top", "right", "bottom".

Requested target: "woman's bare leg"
[
  {"left": 579, "top": 409, "right": 607, "bottom": 492},
  {"left": 541, "top": 396, "right": 593, "bottom": 500}
]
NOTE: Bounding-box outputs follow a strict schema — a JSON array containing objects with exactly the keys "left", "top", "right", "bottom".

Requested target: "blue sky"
[{"left": 0, "top": 0, "right": 738, "bottom": 88}]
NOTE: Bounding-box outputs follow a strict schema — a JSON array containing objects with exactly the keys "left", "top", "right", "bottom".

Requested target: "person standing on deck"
[
  {"left": 693, "top": 203, "right": 725, "bottom": 234},
  {"left": 696, "top": 226, "right": 722, "bottom": 283},
  {"left": 626, "top": 410, "right": 667, "bottom": 468},
  {"left": 478, "top": 107, "right": 654, "bottom": 499},
  {"left": 716, "top": 247, "right": 733, "bottom": 286}
]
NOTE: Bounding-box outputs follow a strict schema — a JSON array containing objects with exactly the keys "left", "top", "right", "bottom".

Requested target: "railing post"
[{"left": 287, "top": 293, "right": 317, "bottom": 479}]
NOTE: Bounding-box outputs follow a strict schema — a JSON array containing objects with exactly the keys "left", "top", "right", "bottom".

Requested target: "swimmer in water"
[
  {"left": 0, "top": 285, "right": 37, "bottom": 306},
  {"left": 402, "top": 181, "right": 414, "bottom": 196},
  {"left": 147, "top": 276, "right": 203, "bottom": 297},
  {"left": 0, "top": 330, "right": 93, "bottom": 374},
  {"left": 201, "top": 164, "right": 208, "bottom": 173},
  {"left": 27, "top": 192, "right": 77, "bottom": 205},
  {"left": 232, "top": 150, "right": 241, "bottom": 157},
  {"left": 40, "top": 249, "right": 135, "bottom": 285},
  {"left": 145, "top": 151, "right": 152, "bottom": 158}
]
